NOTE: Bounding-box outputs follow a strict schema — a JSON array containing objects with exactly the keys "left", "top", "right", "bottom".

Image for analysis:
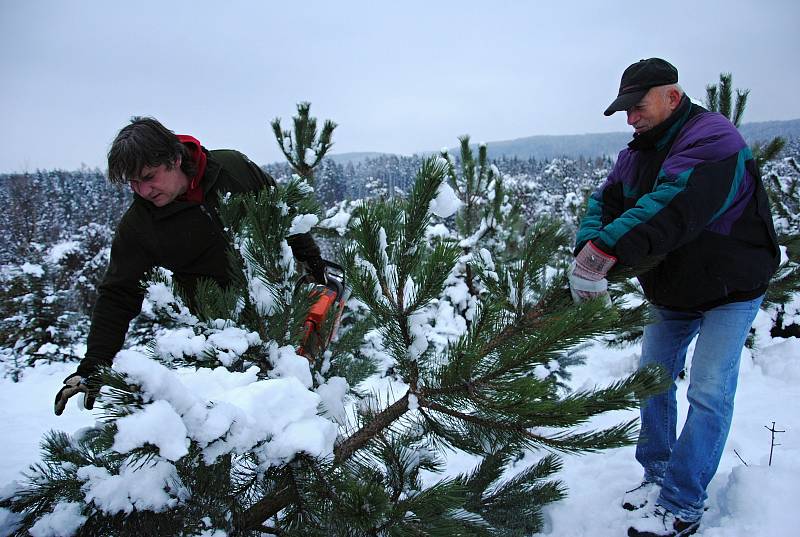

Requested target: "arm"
[
  {"left": 593, "top": 129, "right": 750, "bottom": 267},
  {"left": 595, "top": 147, "right": 752, "bottom": 266},
  {"left": 575, "top": 149, "right": 631, "bottom": 253},
  {"left": 79, "top": 221, "right": 153, "bottom": 375},
  {"left": 570, "top": 152, "right": 631, "bottom": 302},
  {"left": 56, "top": 219, "right": 153, "bottom": 414}
]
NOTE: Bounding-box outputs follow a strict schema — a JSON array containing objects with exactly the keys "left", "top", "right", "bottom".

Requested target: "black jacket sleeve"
[{"left": 78, "top": 218, "right": 152, "bottom": 376}]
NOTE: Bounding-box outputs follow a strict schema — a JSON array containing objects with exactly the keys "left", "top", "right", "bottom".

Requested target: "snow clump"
[{"left": 429, "top": 182, "right": 463, "bottom": 219}]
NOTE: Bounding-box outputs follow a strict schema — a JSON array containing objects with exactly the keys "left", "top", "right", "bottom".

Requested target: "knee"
[{"left": 686, "top": 382, "right": 735, "bottom": 417}]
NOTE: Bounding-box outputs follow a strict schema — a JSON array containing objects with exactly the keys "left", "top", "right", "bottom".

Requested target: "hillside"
[
  {"left": 455, "top": 119, "right": 800, "bottom": 161},
  {"left": 323, "top": 119, "right": 800, "bottom": 164}
]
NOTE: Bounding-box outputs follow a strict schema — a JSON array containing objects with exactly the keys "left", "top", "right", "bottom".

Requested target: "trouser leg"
[
  {"left": 658, "top": 296, "right": 764, "bottom": 522},
  {"left": 636, "top": 307, "right": 701, "bottom": 484}
]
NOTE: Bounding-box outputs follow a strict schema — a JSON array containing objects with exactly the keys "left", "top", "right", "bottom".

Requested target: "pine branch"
[
  {"left": 526, "top": 419, "right": 643, "bottom": 454},
  {"left": 310, "top": 119, "right": 337, "bottom": 170},
  {"left": 733, "top": 89, "right": 750, "bottom": 128},
  {"left": 474, "top": 453, "right": 566, "bottom": 535},
  {"left": 719, "top": 73, "right": 733, "bottom": 120},
  {"left": 764, "top": 262, "right": 800, "bottom": 308},
  {"left": 462, "top": 445, "right": 518, "bottom": 499},
  {"left": 334, "top": 392, "right": 411, "bottom": 464},
  {"left": 392, "top": 478, "right": 493, "bottom": 535},
  {"left": 270, "top": 119, "right": 293, "bottom": 164},
  {"left": 439, "top": 150, "right": 460, "bottom": 194},
  {"left": 239, "top": 392, "right": 423, "bottom": 530},
  {"left": 270, "top": 102, "right": 337, "bottom": 189},
  {"left": 755, "top": 136, "right": 786, "bottom": 168},
  {"left": 397, "top": 157, "right": 450, "bottom": 284},
  {"left": 403, "top": 242, "right": 462, "bottom": 314},
  {"left": 705, "top": 84, "right": 719, "bottom": 112},
  {"left": 470, "top": 295, "right": 620, "bottom": 383},
  {"left": 324, "top": 316, "right": 379, "bottom": 387}
]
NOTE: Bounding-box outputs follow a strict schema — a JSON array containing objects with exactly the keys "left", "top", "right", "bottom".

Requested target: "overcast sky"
[{"left": 1, "top": 0, "right": 798, "bottom": 172}]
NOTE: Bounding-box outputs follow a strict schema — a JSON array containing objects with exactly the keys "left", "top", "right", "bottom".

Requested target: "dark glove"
[
  {"left": 569, "top": 241, "right": 616, "bottom": 303},
  {"left": 305, "top": 256, "right": 328, "bottom": 284},
  {"left": 54, "top": 372, "right": 99, "bottom": 415}
]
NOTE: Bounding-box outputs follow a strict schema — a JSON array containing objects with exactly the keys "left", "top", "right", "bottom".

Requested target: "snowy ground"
[
  {"left": 533, "top": 319, "right": 800, "bottom": 537},
  {"left": 0, "top": 309, "right": 797, "bottom": 536}
]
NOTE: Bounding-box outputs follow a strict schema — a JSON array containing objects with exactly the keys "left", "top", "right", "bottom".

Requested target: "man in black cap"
[{"left": 570, "top": 59, "right": 779, "bottom": 536}]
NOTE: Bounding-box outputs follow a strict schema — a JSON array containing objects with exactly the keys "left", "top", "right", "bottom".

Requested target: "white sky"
[{"left": 1, "top": 0, "right": 798, "bottom": 172}]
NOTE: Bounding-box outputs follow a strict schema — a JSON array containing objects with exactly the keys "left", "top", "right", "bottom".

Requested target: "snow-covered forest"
[{"left": 1, "top": 100, "right": 799, "bottom": 537}]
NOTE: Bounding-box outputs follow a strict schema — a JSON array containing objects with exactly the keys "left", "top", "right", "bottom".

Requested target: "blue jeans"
[{"left": 636, "top": 295, "right": 763, "bottom": 522}]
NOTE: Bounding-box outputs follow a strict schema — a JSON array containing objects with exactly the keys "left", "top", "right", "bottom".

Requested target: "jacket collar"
[
  {"left": 176, "top": 135, "right": 208, "bottom": 203},
  {"left": 628, "top": 94, "right": 692, "bottom": 151}
]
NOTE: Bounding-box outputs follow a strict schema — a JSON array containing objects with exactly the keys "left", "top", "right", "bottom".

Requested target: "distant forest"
[{"left": 2, "top": 129, "right": 798, "bottom": 266}]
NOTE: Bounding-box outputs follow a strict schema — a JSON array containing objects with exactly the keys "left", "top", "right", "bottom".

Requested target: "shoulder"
[
  {"left": 208, "top": 149, "right": 255, "bottom": 172},
  {"left": 209, "top": 149, "right": 254, "bottom": 169},
  {"left": 661, "top": 110, "right": 748, "bottom": 177},
  {"left": 675, "top": 109, "right": 746, "bottom": 157},
  {"left": 207, "top": 149, "right": 272, "bottom": 192}
]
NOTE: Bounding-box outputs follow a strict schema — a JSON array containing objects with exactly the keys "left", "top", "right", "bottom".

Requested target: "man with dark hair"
[
  {"left": 570, "top": 59, "right": 779, "bottom": 536},
  {"left": 54, "top": 117, "right": 326, "bottom": 414}
]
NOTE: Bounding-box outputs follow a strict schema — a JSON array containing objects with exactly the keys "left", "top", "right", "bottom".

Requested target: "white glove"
[{"left": 568, "top": 262, "right": 611, "bottom": 305}]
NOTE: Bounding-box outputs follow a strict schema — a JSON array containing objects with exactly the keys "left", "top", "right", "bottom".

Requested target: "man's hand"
[
  {"left": 569, "top": 241, "right": 617, "bottom": 303},
  {"left": 54, "top": 372, "right": 98, "bottom": 415},
  {"left": 306, "top": 256, "right": 328, "bottom": 284}
]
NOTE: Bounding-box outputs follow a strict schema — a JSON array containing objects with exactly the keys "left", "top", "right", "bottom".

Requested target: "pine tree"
[
  {"left": 315, "top": 159, "right": 348, "bottom": 208},
  {"left": 1, "top": 152, "right": 665, "bottom": 536},
  {"left": 437, "top": 137, "right": 525, "bottom": 332},
  {"left": 440, "top": 136, "right": 521, "bottom": 254},
  {"left": 0, "top": 250, "right": 87, "bottom": 381},
  {"left": 271, "top": 102, "right": 337, "bottom": 190},
  {"left": 705, "top": 73, "right": 750, "bottom": 129},
  {"left": 0, "top": 219, "right": 119, "bottom": 380},
  {"left": 49, "top": 223, "right": 114, "bottom": 314},
  {"left": 761, "top": 153, "right": 800, "bottom": 336}
]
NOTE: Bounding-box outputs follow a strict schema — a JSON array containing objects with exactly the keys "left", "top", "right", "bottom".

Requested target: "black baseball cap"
[{"left": 604, "top": 58, "right": 678, "bottom": 116}]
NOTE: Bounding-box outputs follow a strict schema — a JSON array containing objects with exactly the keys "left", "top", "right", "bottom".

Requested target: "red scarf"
[{"left": 177, "top": 134, "right": 207, "bottom": 202}]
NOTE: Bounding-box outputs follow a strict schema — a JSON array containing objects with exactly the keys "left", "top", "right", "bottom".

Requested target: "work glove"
[
  {"left": 569, "top": 241, "right": 616, "bottom": 303},
  {"left": 54, "top": 372, "right": 99, "bottom": 415}
]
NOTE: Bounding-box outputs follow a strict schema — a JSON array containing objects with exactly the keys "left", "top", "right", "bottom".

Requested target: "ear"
[
  {"left": 667, "top": 87, "right": 682, "bottom": 111},
  {"left": 175, "top": 155, "right": 182, "bottom": 168}
]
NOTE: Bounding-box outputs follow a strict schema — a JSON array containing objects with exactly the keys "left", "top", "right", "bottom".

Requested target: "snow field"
[{"left": 1, "top": 312, "right": 798, "bottom": 536}]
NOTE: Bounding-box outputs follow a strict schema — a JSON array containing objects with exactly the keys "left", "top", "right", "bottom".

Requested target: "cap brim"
[{"left": 604, "top": 89, "right": 648, "bottom": 116}]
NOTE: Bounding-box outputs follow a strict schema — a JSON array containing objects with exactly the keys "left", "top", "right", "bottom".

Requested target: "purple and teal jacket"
[{"left": 575, "top": 97, "right": 779, "bottom": 310}]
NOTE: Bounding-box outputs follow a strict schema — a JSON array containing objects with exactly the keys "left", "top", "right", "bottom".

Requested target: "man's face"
[
  {"left": 626, "top": 86, "right": 678, "bottom": 134},
  {"left": 129, "top": 160, "right": 189, "bottom": 207}
]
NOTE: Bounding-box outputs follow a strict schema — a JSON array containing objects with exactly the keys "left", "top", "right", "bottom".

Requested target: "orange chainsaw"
[{"left": 297, "top": 261, "right": 347, "bottom": 361}]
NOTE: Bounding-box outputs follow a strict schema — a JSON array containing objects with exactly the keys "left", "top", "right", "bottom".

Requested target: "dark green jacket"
[{"left": 78, "top": 149, "right": 319, "bottom": 376}]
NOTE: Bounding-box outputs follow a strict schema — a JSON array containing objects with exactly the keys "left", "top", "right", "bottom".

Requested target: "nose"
[
  {"left": 626, "top": 109, "right": 639, "bottom": 126},
  {"left": 131, "top": 181, "right": 150, "bottom": 198}
]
